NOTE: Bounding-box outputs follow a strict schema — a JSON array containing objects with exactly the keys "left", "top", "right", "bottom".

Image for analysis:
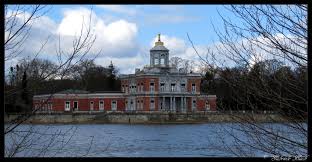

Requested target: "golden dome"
[{"left": 155, "top": 33, "right": 164, "bottom": 46}]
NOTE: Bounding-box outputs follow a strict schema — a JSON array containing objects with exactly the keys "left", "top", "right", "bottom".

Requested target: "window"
[
  {"left": 141, "top": 83, "right": 144, "bottom": 92},
  {"left": 34, "top": 104, "right": 39, "bottom": 111},
  {"left": 206, "top": 101, "right": 210, "bottom": 111},
  {"left": 90, "top": 101, "right": 94, "bottom": 111},
  {"left": 73, "top": 101, "right": 78, "bottom": 111},
  {"left": 48, "top": 102, "right": 52, "bottom": 111},
  {"left": 140, "top": 100, "right": 143, "bottom": 110},
  {"left": 160, "top": 83, "right": 165, "bottom": 91},
  {"left": 155, "top": 58, "right": 159, "bottom": 65},
  {"left": 192, "top": 99, "right": 196, "bottom": 111},
  {"left": 171, "top": 83, "right": 176, "bottom": 92},
  {"left": 137, "top": 100, "right": 140, "bottom": 110},
  {"left": 122, "top": 85, "right": 124, "bottom": 92},
  {"left": 150, "top": 82, "right": 155, "bottom": 92},
  {"left": 43, "top": 103, "right": 47, "bottom": 111},
  {"left": 99, "top": 100, "right": 104, "bottom": 111},
  {"left": 160, "top": 58, "right": 165, "bottom": 65},
  {"left": 65, "top": 101, "right": 70, "bottom": 111},
  {"left": 125, "top": 85, "right": 128, "bottom": 93},
  {"left": 150, "top": 99, "right": 155, "bottom": 110},
  {"left": 111, "top": 101, "right": 117, "bottom": 111},
  {"left": 192, "top": 83, "right": 196, "bottom": 92},
  {"left": 130, "top": 100, "right": 133, "bottom": 110},
  {"left": 181, "top": 83, "right": 186, "bottom": 92}
]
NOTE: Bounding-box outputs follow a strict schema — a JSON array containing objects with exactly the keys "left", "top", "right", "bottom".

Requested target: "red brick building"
[{"left": 33, "top": 34, "right": 217, "bottom": 113}]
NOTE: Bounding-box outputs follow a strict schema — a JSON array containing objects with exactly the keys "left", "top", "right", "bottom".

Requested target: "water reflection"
[{"left": 5, "top": 123, "right": 307, "bottom": 157}]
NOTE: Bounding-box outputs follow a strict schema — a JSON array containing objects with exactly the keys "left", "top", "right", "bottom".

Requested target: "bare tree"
[
  {"left": 170, "top": 56, "right": 183, "bottom": 68},
  {"left": 4, "top": 5, "right": 101, "bottom": 157},
  {"left": 5, "top": 5, "right": 50, "bottom": 61},
  {"left": 170, "top": 56, "right": 195, "bottom": 73},
  {"left": 188, "top": 4, "right": 307, "bottom": 157}
]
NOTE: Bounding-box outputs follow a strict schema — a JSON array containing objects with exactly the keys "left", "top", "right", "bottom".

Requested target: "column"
[
  {"left": 173, "top": 97, "right": 176, "bottom": 112},
  {"left": 184, "top": 97, "right": 187, "bottom": 112},
  {"left": 182, "top": 97, "right": 185, "bottom": 112},
  {"left": 163, "top": 97, "right": 165, "bottom": 111},
  {"left": 133, "top": 99, "right": 135, "bottom": 111},
  {"left": 170, "top": 97, "right": 172, "bottom": 111}
]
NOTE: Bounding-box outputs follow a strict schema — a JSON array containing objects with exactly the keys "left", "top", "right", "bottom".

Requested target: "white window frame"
[
  {"left": 160, "top": 58, "right": 165, "bottom": 65},
  {"left": 155, "top": 58, "right": 159, "bottom": 65},
  {"left": 150, "top": 82, "right": 155, "bottom": 92},
  {"left": 90, "top": 101, "right": 94, "bottom": 111},
  {"left": 181, "top": 83, "right": 186, "bottom": 92},
  {"left": 141, "top": 83, "right": 144, "bottom": 92},
  {"left": 99, "top": 100, "right": 104, "bottom": 111},
  {"left": 130, "top": 100, "right": 134, "bottom": 110},
  {"left": 206, "top": 101, "right": 210, "bottom": 111},
  {"left": 150, "top": 98, "right": 155, "bottom": 111},
  {"left": 160, "top": 83, "right": 165, "bottom": 92},
  {"left": 34, "top": 104, "right": 39, "bottom": 111},
  {"left": 171, "top": 83, "right": 176, "bottom": 92},
  {"left": 137, "top": 100, "right": 140, "bottom": 110},
  {"left": 43, "top": 103, "right": 47, "bottom": 111},
  {"left": 192, "top": 83, "right": 196, "bottom": 93},
  {"left": 192, "top": 99, "right": 196, "bottom": 111},
  {"left": 48, "top": 102, "right": 52, "bottom": 111},
  {"left": 65, "top": 101, "right": 70, "bottom": 111},
  {"left": 111, "top": 100, "right": 117, "bottom": 111}
]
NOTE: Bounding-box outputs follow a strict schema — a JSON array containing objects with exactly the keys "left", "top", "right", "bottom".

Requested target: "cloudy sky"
[{"left": 4, "top": 5, "right": 248, "bottom": 74}]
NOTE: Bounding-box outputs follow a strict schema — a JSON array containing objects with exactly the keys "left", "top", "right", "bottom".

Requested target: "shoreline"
[{"left": 4, "top": 112, "right": 301, "bottom": 124}]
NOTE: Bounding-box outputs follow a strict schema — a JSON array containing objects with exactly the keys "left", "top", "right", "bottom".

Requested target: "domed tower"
[{"left": 150, "top": 34, "right": 169, "bottom": 67}]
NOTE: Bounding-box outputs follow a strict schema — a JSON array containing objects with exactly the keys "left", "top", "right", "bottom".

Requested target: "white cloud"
[
  {"left": 33, "top": 15, "right": 58, "bottom": 33},
  {"left": 149, "top": 34, "right": 206, "bottom": 72},
  {"left": 246, "top": 33, "right": 307, "bottom": 68},
  {"left": 5, "top": 7, "right": 141, "bottom": 74},
  {"left": 57, "top": 7, "right": 95, "bottom": 36},
  {"left": 57, "top": 7, "right": 139, "bottom": 58},
  {"left": 5, "top": 6, "right": 212, "bottom": 75},
  {"left": 95, "top": 54, "right": 145, "bottom": 74},
  {"left": 150, "top": 35, "right": 187, "bottom": 57}
]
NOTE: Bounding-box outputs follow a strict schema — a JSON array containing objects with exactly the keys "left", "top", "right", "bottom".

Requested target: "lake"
[{"left": 4, "top": 123, "right": 307, "bottom": 157}]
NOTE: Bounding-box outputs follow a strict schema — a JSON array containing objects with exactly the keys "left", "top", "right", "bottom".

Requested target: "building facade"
[{"left": 33, "top": 34, "right": 217, "bottom": 113}]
